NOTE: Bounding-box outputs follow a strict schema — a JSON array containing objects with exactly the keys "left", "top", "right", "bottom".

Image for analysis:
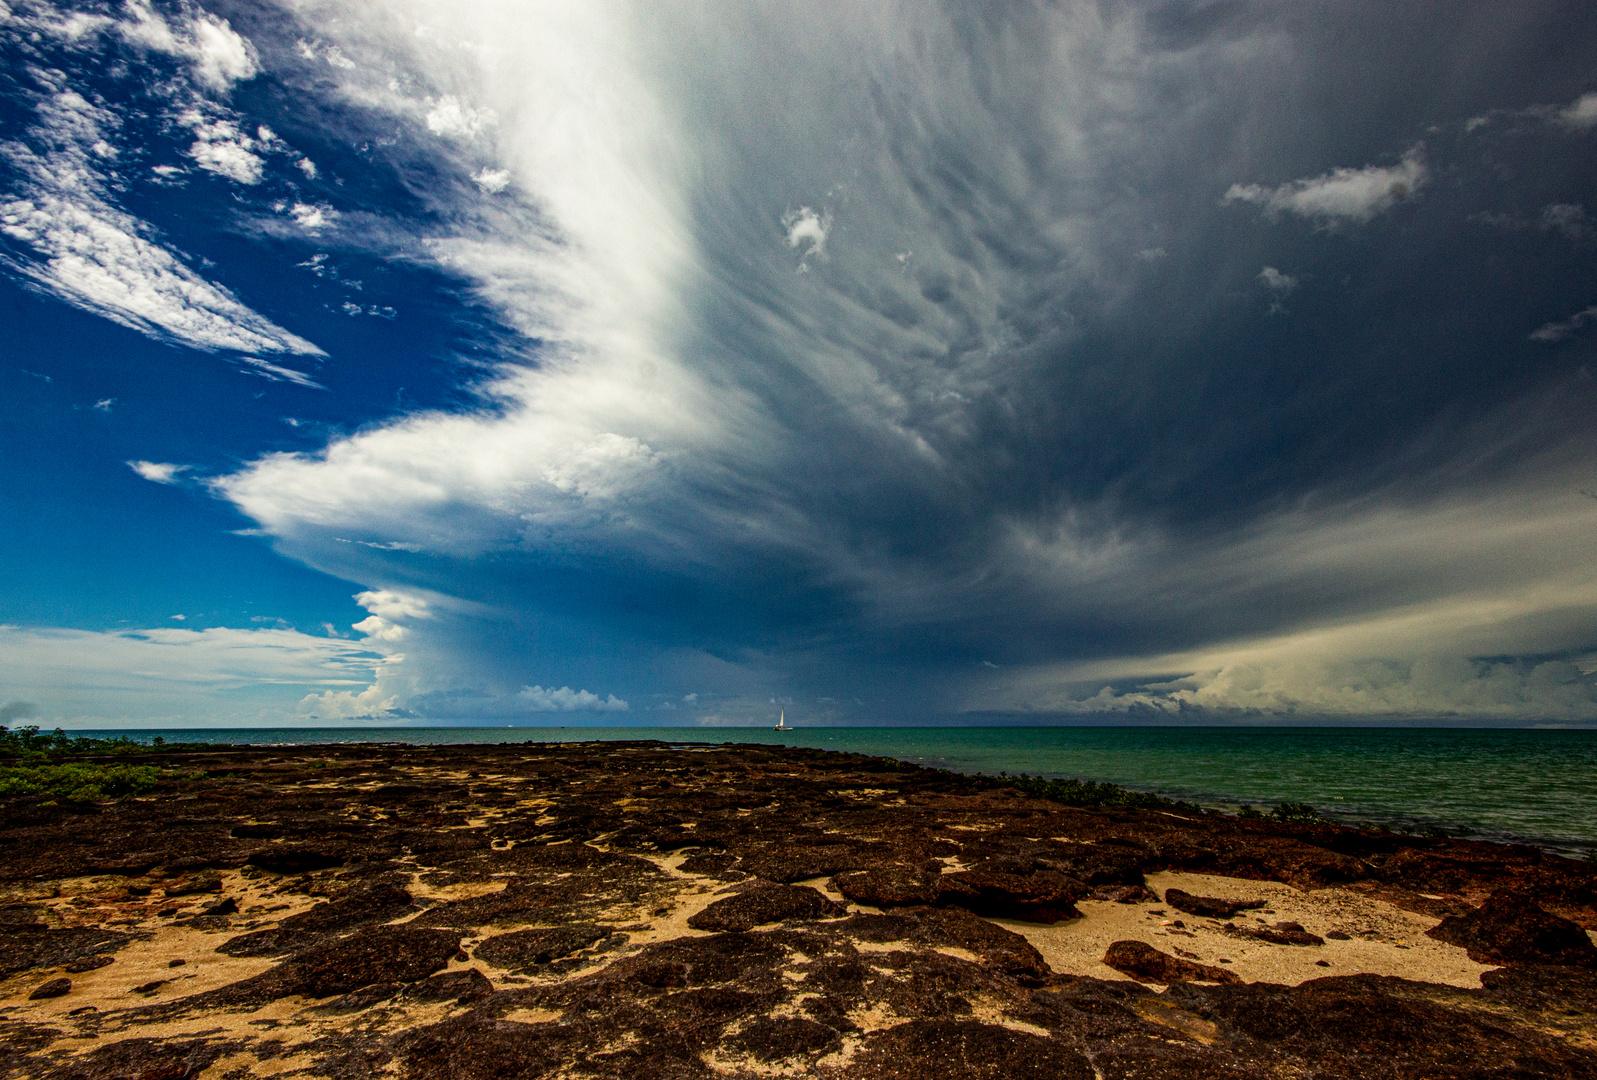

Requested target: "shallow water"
[{"left": 77, "top": 725, "right": 1597, "bottom": 856}]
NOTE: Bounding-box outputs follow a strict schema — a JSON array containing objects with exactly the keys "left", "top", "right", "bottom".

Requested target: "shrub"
[{"left": 0, "top": 762, "right": 164, "bottom": 802}]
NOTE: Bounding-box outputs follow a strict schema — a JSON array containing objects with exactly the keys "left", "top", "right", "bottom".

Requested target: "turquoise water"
[{"left": 81, "top": 726, "right": 1597, "bottom": 857}]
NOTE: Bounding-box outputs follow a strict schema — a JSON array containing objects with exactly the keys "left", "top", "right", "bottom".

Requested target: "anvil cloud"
[{"left": 3, "top": 1, "right": 1597, "bottom": 725}]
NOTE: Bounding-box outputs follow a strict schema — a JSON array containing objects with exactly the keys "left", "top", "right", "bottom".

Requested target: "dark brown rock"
[
  {"left": 1224, "top": 922, "right": 1325, "bottom": 946},
  {"left": 831, "top": 867, "right": 942, "bottom": 907},
  {"left": 837, "top": 906, "right": 1052, "bottom": 982},
  {"left": 935, "top": 867, "right": 1086, "bottom": 923},
  {"left": 729, "top": 1016, "right": 840, "bottom": 1061},
  {"left": 687, "top": 882, "right": 844, "bottom": 932},
  {"left": 28, "top": 976, "right": 69, "bottom": 999},
  {"left": 1102, "top": 940, "right": 1242, "bottom": 984},
  {"left": 1164, "top": 888, "right": 1266, "bottom": 919},
  {"left": 0, "top": 926, "right": 130, "bottom": 978},
  {"left": 846, "top": 1020, "right": 1094, "bottom": 1080},
  {"left": 473, "top": 924, "right": 610, "bottom": 970},
  {"left": 1426, "top": 890, "right": 1597, "bottom": 966}
]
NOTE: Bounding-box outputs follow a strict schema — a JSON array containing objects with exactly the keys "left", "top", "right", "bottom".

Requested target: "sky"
[{"left": 2, "top": 0, "right": 1597, "bottom": 729}]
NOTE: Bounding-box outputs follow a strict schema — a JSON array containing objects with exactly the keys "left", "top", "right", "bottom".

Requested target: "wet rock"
[
  {"left": 246, "top": 844, "right": 349, "bottom": 873},
  {"left": 737, "top": 842, "right": 889, "bottom": 882},
  {"left": 401, "top": 968, "right": 494, "bottom": 1005},
  {"left": 279, "top": 925, "right": 464, "bottom": 998},
  {"left": 1164, "top": 888, "right": 1266, "bottom": 919},
  {"left": 162, "top": 871, "right": 221, "bottom": 896},
  {"left": 676, "top": 852, "right": 743, "bottom": 878},
  {"left": 474, "top": 925, "right": 610, "bottom": 970},
  {"left": 46, "top": 1037, "right": 233, "bottom": 1080},
  {"left": 1427, "top": 890, "right": 1597, "bottom": 966},
  {"left": 0, "top": 903, "right": 44, "bottom": 928},
  {"left": 837, "top": 906, "right": 1051, "bottom": 982},
  {"left": 218, "top": 883, "right": 415, "bottom": 957},
  {"left": 0, "top": 926, "right": 130, "bottom": 978},
  {"left": 687, "top": 882, "right": 844, "bottom": 933},
  {"left": 847, "top": 1020, "right": 1094, "bottom": 1080},
  {"left": 397, "top": 1016, "right": 585, "bottom": 1080},
  {"left": 1165, "top": 973, "right": 1597, "bottom": 1077},
  {"left": 830, "top": 866, "right": 942, "bottom": 907},
  {"left": 1102, "top": 940, "right": 1242, "bottom": 984},
  {"left": 1036, "top": 842, "right": 1150, "bottom": 888},
  {"left": 935, "top": 867, "right": 1086, "bottom": 923},
  {"left": 729, "top": 1016, "right": 840, "bottom": 1061},
  {"left": 1223, "top": 922, "right": 1325, "bottom": 946},
  {"left": 29, "top": 976, "right": 70, "bottom": 999}
]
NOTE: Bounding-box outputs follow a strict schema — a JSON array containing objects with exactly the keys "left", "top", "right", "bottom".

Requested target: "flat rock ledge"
[{"left": 0, "top": 740, "right": 1593, "bottom": 1079}]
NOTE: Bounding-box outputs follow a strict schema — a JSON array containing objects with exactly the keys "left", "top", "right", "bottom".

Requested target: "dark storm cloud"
[{"left": 7, "top": 1, "right": 1597, "bottom": 722}]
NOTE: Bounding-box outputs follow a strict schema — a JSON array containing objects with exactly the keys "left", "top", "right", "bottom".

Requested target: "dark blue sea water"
[{"left": 77, "top": 726, "right": 1597, "bottom": 857}]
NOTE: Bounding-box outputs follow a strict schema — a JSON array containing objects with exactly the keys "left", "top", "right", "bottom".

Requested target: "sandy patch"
[{"left": 997, "top": 870, "right": 1495, "bottom": 989}]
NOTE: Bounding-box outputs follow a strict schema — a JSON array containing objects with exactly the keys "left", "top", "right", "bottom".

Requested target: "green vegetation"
[
  {"left": 1269, "top": 801, "right": 1322, "bottom": 822},
  {"left": 0, "top": 762, "right": 164, "bottom": 802},
  {"left": 0, "top": 725, "right": 160, "bottom": 759},
  {"left": 0, "top": 724, "right": 205, "bottom": 802},
  {"left": 997, "top": 771, "right": 1201, "bottom": 812}
]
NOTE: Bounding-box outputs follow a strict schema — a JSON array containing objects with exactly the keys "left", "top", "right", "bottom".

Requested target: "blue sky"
[{"left": 3, "top": 0, "right": 1597, "bottom": 727}]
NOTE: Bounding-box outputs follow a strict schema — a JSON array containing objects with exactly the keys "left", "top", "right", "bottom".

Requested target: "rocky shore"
[{"left": 0, "top": 740, "right": 1594, "bottom": 1079}]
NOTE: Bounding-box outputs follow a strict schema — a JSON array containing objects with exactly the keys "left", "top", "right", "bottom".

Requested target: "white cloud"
[
  {"left": 0, "top": 93, "right": 323, "bottom": 359},
  {"left": 236, "top": 357, "right": 325, "bottom": 388},
  {"left": 117, "top": 0, "right": 257, "bottom": 92},
  {"left": 290, "top": 202, "right": 334, "bottom": 230},
  {"left": 473, "top": 167, "right": 511, "bottom": 193},
  {"left": 783, "top": 205, "right": 831, "bottom": 260},
  {"left": 297, "top": 157, "right": 319, "bottom": 179},
  {"left": 354, "top": 589, "right": 433, "bottom": 620},
  {"left": 352, "top": 615, "right": 408, "bottom": 642},
  {"left": 297, "top": 682, "right": 400, "bottom": 719},
  {"left": 1257, "top": 266, "right": 1296, "bottom": 292},
  {"left": 0, "top": 624, "right": 389, "bottom": 726},
  {"left": 425, "top": 95, "right": 494, "bottom": 138},
  {"left": 1226, "top": 148, "right": 1426, "bottom": 224},
  {"left": 342, "top": 589, "right": 434, "bottom": 643},
  {"left": 518, "top": 685, "right": 629, "bottom": 711},
  {"left": 1559, "top": 91, "right": 1597, "bottom": 131},
  {"left": 1530, "top": 305, "right": 1597, "bottom": 344},
  {"left": 1541, "top": 203, "right": 1588, "bottom": 240},
  {"left": 180, "top": 111, "right": 265, "bottom": 184},
  {"left": 128, "top": 460, "right": 185, "bottom": 484},
  {"left": 199, "top": 1, "right": 1597, "bottom": 725},
  {"left": 93, "top": 397, "right": 115, "bottom": 411}
]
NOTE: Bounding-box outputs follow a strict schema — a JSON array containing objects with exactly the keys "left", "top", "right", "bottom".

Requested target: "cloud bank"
[{"left": 4, "top": 1, "right": 1597, "bottom": 725}]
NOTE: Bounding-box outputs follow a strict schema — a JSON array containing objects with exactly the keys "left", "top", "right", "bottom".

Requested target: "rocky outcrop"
[
  {"left": 0, "top": 741, "right": 1594, "bottom": 1079},
  {"left": 1102, "top": 939, "right": 1243, "bottom": 984},
  {"left": 686, "top": 882, "right": 845, "bottom": 932},
  {"left": 1426, "top": 889, "right": 1597, "bottom": 966},
  {"left": 1164, "top": 888, "right": 1266, "bottom": 919}
]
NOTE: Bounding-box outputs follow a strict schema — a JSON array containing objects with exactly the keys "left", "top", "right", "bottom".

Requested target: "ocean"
[{"left": 76, "top": 725, "right": 1597, "bottom": 858}]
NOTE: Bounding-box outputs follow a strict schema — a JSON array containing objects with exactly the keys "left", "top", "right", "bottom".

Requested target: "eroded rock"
[
  {"left": 1102, "top": 940, "right": 1242, "bottom": 984},
  {"left": 1164, "top": 888, "right": 1266, "bottom": 919},
  {"left": 686, "top": 882, "right": 844, "bottom": 933},
  {"left": 1426, "top": 889, "right": 1597, "bottom": 967}
]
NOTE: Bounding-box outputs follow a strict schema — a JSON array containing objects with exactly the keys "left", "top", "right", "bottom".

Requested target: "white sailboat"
[{"left": 773, "top": 708, "right": 788, "bottom": 731}]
